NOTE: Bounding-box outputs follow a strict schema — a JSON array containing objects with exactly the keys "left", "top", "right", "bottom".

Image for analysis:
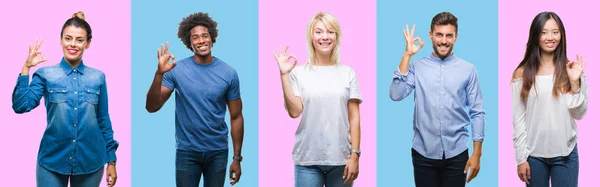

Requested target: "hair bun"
[{"left": 72, "top": 11, "right": 86, "bottom": 20}]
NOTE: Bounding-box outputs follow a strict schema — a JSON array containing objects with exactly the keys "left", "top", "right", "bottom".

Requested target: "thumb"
[
  {"left": 464, "top": 162, "right": 470, "bottom": 174},
  {"left": 343, "top": 165, "right": 348, "bottom": 179}
]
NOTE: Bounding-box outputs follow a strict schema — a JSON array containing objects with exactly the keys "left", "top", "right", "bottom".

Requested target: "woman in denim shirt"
[{"left": 12, "top": 11, "right": 118, "bottom": 187}]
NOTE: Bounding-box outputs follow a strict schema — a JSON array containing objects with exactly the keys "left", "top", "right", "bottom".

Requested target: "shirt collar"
[
  {"left": 60, "top": 58, "right": 86, "bottom": 75},
  {"left": 427, "top": 53, "right": 456, "bottom": 64}
]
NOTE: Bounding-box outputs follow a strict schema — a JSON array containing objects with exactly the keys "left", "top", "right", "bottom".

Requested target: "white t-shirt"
[
  {"left": 512, "top": 75, "right": 588, "bottom": 165},
  {"left": 289, "top": 63, "right": 362, "bottom": 166}
]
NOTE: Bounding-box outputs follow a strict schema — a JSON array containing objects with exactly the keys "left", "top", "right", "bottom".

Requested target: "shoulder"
[
  {"left": 35, "top": 64, "right": 64, "bottom": 77},
  {"left": 455, "top": 56, "right": 476, "bottom": 69},
  {"left": 84, "top": 66, "right": 106, "bottom": 79},
  {"left": 512, "top": 67, "right": 524, "bottom": 80}
]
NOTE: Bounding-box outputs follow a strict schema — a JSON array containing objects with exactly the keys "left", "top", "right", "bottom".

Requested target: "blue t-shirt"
[{"left": 162, "top": 56, "right": 240, "bottom": 152}]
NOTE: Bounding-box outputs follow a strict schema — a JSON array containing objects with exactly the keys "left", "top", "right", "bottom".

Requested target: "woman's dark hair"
[
  {"left": 178, "top": 12, "right": 218, "bottom": 52},
  {"left": 60, "top": 11, "right": 92, "bottom": 41},
  {"left": 514, "top": 11, "right": 569, "bottom": 101}
]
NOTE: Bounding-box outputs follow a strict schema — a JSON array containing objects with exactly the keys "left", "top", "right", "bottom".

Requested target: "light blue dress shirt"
[{"left": 390, "top": 54, "right": 485, "bottom": 159}]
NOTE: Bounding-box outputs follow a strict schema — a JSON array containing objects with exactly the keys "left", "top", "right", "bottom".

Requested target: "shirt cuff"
[
  {"left": 17, "top": 74, "right": 29, "bottom": 88},
  {"left": 393, "top": 68, "right": 408, "bottom": 81}
]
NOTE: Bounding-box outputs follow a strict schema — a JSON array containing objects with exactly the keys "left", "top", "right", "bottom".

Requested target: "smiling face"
[
  {"left": 311, "top": 20, "right": 337, "bottom": 57},
  {"left": 190, "top": 25, "right": 213, "bottom": 57},
  {"left": 538, "top": 18, "right": 561, "bottom": 54},
  {"left": 61, "top": 25, "right": 90, "bottom": 64},
  {"left": 429, "top": 24, "right": 457, "bottom": 60}
]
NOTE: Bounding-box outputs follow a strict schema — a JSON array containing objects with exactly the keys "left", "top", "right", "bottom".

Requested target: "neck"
[
  {"left": 64, "top": 58, "right": 81, "bottom": 68},
  {"left": 540, "top": 52, "right": 554, "bottom": 67},
  {"left": 314, "top": 53, "right": 333, "bottom": 66},
  {"left": 193, "top": 54, "right": 214, "bottom": 65}
]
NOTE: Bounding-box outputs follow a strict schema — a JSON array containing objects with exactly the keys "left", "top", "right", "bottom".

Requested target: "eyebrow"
[{"left": 63, "top": 35, "right": 85, "bottom": 39}]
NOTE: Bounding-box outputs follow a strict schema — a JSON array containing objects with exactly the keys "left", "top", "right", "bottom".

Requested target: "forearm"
[
  {"left": 230, "top": 114, "right": 244, "bottom": 157},
  {"left": 146, "top": 72, "right": 164, "bottom": 112},
  {"left": 570, "top": 79, "right": 581, "bottom": 92},
  {"left": 472, "top": 141, "right": 482, "bottom": 157},
  {"left": 21, "top": 65, "right": 31, "bottom": 76},
  {"left": 398, "top": 52, "right": 413, "bottom": 74},
  {"left": 280, "top": 74, "right": 302, "bottom": 118}
]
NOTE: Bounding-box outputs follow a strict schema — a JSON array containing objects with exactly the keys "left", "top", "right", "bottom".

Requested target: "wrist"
[
  {"left": 403, "top": 51, "right": 414, "bottom": 57},
  {"left": 233, "top": 155, "right": 243, "bottom": 162}
]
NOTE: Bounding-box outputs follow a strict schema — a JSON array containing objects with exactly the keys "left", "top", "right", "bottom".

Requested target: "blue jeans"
[
  {"left": 527, "top": 145, "right": 579, "bottom": 187},
  {"left": 36, "top": 163, "right": 104, "bottom": 187},
  {"left": 294, "top": 165, "right": 352, "bottom": 187},
  {"left": 176, "top": 149, "right": 228, "bottom": 187}
]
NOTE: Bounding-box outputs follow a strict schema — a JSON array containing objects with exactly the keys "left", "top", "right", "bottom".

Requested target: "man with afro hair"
[{"left": 146, "top": 12, "right": 245, "bottom": 187}]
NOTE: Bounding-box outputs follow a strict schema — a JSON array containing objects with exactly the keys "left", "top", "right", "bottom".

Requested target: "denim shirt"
[
  {"left": 12, "top": 58, "right": 118, "bottom": 175},
  {"left": 390, "top": 54, "right": 485, "bottom": 160}
]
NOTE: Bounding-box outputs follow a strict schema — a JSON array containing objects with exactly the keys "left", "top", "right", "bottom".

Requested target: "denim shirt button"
[
  {"left": 74, "top": 108, "right": 78, "bottom": 110},
  {"left": 74, "top": 92, "right": 78, "bottom": 94}
]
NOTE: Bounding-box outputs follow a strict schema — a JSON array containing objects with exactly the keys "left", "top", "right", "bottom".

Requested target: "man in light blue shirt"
[{"left": 390, "top": 12, "right": 485, "bottom": 187}]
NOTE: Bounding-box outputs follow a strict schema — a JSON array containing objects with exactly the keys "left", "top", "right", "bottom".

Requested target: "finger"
[
  {"left": 165, "top": 41, "right": 170, "bottom": 55},
  {"left": 404, "top": 24, "right": 409, "bottom": 39},
  {"left": 33, "top": 38, "right": 39, "bottom": 52},
  {"left": 272, "top": 50, "right": 278, "bottom": 61},
  {"left": 411, "top": 24, "right": 416, "bottom": 38},
  {"left": 284, "top": 45, "right": 289, "bottom": 54},
  {"left": 343, "top": 165, "right": 348, "bottom": 180},
  {"left": 526, "top": 167, "right": 530, "bottom": 180},
  {"left": 36, "top": 38, "right": 44, "bottom": 51},
  {"left": 289, "top": 55, "right": 298, "bottom": 66},
  {"left": 161, "top": 44, "right": 165, "bottom": 56},
  {"left": 106, "top": 172, "right": 111, "bottom": 185},
  {"left": 234, "top": 171, "right": 241, "bottom": 183},
  {"left": 112, "top": 175, "right": 118, "bottom": 187},
  {"left": 279, "top": 45, "right": 283, "bottom": 55},
  {"left": 464, "top": 162, "right": 469, "bottom": 174},
  {"left": 467, "top": 169, "right": 475, "bottom": 183},
  {"left": 29, "top": 43, "right": 33, "bottom": 53},
  {"left": 415, "top": 37, "right": 424, "bottom": 49}
]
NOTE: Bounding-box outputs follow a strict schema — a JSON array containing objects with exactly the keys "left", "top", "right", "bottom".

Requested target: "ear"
[
  {"left": 429, "top": 30, "right": 433, "bottom": 40},
  {"left": 85, "top": 40, "right": 92, "bottom": 49}
]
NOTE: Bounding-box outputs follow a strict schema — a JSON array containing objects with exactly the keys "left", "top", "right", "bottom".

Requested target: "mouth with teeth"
[
  {"left": 437, "top": 44, "right": 450, "bottom": 53},
  {"left": 67, "top": 48, "right": 79, "bottom": 55},
  {"left": 544, "top": 41, "right": 555, "bottom": 48},
  {"left": 318, "top": 41, "right": 332, "bottom": 48},
  {"left": 194, "top": 45, "right": 209, "bottom": 52}
]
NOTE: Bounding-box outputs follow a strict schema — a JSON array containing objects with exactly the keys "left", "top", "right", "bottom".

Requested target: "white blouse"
[{"left": 512, "top": 75, "right": 588, "bottom": 165}]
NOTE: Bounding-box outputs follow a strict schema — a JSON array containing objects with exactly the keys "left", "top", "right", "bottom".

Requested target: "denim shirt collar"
[
  {"left": 426, "top": 53, "right": 456, "bottom": 64},
  {"left": 60, "top": 58, "right": 86, "bottom": 75}
]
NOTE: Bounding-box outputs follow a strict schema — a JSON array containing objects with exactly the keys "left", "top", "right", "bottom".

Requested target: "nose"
[
  {"left": 69, "top": 40, "right": 76, "bottom": 47},
  {"left": 441, "top": 37, "right": 447, "bottom": 44}
]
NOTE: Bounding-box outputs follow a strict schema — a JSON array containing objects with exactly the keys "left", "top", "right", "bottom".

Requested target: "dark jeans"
[
  {"left": 412, "top": 148, "right": 468, "bottom": 187},
  {"left": 527, "top": 145, "right": 579, "bottom": 187},
  {"left": 176, "top": 149, "right": 228, "bottom": 187}
]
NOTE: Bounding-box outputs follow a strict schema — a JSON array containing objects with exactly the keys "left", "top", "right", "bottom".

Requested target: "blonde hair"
[
  {"left": 72, "top": 11, "right": 86, "bottom": 20},
  {"left": 306, "top": 12, "right": 342, "bottom": 66}
]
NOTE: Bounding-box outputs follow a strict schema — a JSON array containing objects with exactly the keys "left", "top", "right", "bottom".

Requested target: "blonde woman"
[
  {"left": 273, "top": 12, "right": 362, "bottom": 187},
  {"left": 12, "top": 12, "right": 118, "bottom": 187}
]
